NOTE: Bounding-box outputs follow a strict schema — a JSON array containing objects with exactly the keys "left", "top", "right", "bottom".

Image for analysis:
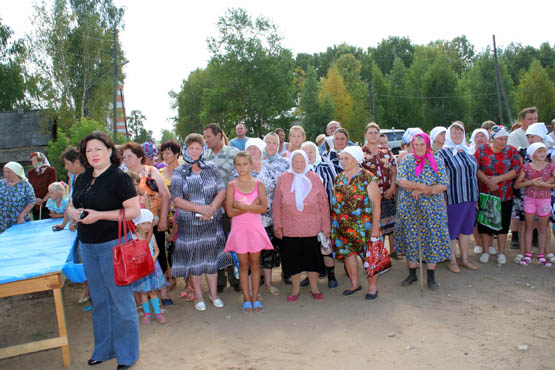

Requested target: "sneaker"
[
  {"left": 496, "top": 253, "right": 507, "bottom": 264},
  {"left": 194, "top": 300, "right": 206, "bottom": 311},
  {"left": 488, "top": 246, "right": 497, "bottom": 255},
  {"left": 474, "top": 245, "right": 483, "bottom": 254},
  {"left": 479, "top": 253, "right": 489, "bottom": 263}
]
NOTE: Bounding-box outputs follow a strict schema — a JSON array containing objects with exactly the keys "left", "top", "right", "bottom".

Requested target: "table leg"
[{"left": 53, "top": 287, "right": 71, "bottom": 367}]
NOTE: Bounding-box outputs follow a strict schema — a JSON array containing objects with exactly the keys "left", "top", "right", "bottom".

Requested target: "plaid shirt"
[{"left": 204, "top": 145, "right": 239, "bottom": 184}]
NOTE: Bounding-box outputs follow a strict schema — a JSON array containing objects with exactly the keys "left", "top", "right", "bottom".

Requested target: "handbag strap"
[{"left": 118, "top": 209, "right": 129, "bottom": 243}]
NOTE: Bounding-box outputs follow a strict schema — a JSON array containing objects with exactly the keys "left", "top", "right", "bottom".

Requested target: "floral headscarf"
[
  {"left": 141, "top": 142, "right": 158, "bottom": 160},
  {"left": 181, "top": 142, "right": 207, "bottom": 177}
]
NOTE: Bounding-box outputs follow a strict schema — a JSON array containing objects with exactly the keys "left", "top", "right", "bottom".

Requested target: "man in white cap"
[{"left": 508, "top": 106, "right": 538, "bottom": 149}]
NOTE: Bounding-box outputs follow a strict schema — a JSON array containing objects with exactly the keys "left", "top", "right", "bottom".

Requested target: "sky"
[{"left": 1, "top": 0, "right": 554, "bottom": 140}]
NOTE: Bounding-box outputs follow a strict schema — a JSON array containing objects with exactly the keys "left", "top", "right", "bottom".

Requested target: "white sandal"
[
  {"left": 514, "top": 254, "right": 524, "bottom": 264},
  {"left": 194, "top": 300, "right": 206, "bottom": 311},
  {"left": 546, "top": 253, "right": 555, "bottom": 263}
]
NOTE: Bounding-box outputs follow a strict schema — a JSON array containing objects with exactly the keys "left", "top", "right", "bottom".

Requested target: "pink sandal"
[
  {"left": 537, "top": 254, "right": 552, "bottom": 267},
  {"left": 179, "top": 289, "right": 195, "bottom": 301},
  {"left": 520, "top": 253, "right": 532, "bottom": 266}
]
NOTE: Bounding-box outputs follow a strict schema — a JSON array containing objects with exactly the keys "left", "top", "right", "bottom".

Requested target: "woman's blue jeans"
[{"left": 81, "top": 235, "right": 139, "bottom": 365}]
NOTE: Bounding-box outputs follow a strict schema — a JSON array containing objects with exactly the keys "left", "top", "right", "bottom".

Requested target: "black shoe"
[
  {"left": 232, "top": 284, "right": 241, "bottom": 292},
  {"left": 300, "top": 277, "right": 310, "bottom": 287},
  {"left": 342, "top": 286, "right": 362, "bottom": 296},
  {"left": 282, "top": 273, "right": 292, "bottom": 285},
  {"left": 328, "top": 278, "right": 338, "bottom": 289},
  {"left": 318, "top": 272, "right": 326, "bottom": 279},
  {"left": 88, "top": 359, "right": 102, "bottom": 366},
  {"left": 401, "top": 274, "right": 418, "bottom": 287},
  {"left": 427, "top": 279, "right": 439, "bottom": 291},
  {"left": 117, "top": 365, "right": 131, "bottom": 370},
  {"left": 365, "top": 291, "right": 378, "bottom": 300},
  {"left": 217, "top": 286, "right": 224, "bottom": 294}
]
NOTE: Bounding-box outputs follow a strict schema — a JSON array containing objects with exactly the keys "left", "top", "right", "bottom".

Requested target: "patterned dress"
[
  {"left": 0, "top": 179, "right": 36, "bottom": 234},
  {"left": 362, "top": 145, "right": 397, "bottom": 235},
  {"left": 331, "top": 170, "right": 377, "bottom": 259},
  {"left": 394, "top": 155, "right": 451, "bottom": 263},
  {"left": 170, "top": 163, "right": 232, "bottom": 277}
]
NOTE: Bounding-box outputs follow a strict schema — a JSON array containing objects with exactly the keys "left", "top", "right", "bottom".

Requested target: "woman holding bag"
[
  {"left": 331, "top": 146, "right": 385, "bottom": 300},
  {"left": 68, "top": 131, "right": 140, "bottom": 369}
]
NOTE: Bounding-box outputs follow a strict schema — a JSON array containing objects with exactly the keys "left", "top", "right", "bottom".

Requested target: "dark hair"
[
  {"left": 61, "top": 146, "right": 81, "bottom": 163},
  {"left": 120, "top": 142, "right": 145, "bottom": 164},
  {"left": 184, "top": 133, "right": 205, "bottom": 147},
  {"left": 334, "top": 128, "right": 349, "bottom": 140},
  {"left": 160, "top": 140, "right": 181, "bottom": 156},
  {"left": 274, "top": 128, "right": 285, "bottom": 135},
  {"left": 78, "top": 131, "right": 120, "bottom": 168},
  {"left": 203, "top": 123, "right": 223, "bottom": 138},
  {"left": 520, "top": 106, "right": 537, "bottom": 119}
]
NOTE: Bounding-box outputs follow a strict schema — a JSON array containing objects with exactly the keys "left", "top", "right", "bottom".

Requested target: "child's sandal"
[
  {"left": 546, "top": 253, "right": 555, "bottom": 263},
  {"left": 537, "top": 254, "right": 552, "bottom": 267},
  {"left": 241, "top": 301, "right": 253, "bottom": 314},
  {"left": 253, "top": 301, "right": 264, "bottom": 313},
  {"left": 143, "top": 313, "right": 151, "bottom": 324},
  {"left": 155, "top": 313, "right": 167, "bottom": 324},
  {"left": 514, "top": 254, "right": 524, "bottom": 264},
  {"left": 520, "top": 253, "right": 532, "bottom": 266}
]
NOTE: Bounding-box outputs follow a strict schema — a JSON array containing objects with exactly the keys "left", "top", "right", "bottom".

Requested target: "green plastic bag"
[{"left": 477, "top": 193, "right": 502, "bottom": 231}]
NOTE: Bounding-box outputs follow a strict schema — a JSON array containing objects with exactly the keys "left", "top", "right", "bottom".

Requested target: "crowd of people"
[{"left": 2, "top": 106, "right": 555, "bottom": 368}]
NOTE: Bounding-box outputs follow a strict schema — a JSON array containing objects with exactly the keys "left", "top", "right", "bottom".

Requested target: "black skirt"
[{"left": 281, "top": 236, "right": 325, "bottom": 277}]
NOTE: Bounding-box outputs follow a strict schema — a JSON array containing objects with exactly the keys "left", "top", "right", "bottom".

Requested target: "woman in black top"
[{"left": 67, "top": 131, "right": 140, "bottom": 369}]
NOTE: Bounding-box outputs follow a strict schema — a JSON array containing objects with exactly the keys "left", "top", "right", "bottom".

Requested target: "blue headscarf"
[{"left": 182, "top": 142, "right": 208, "bottom": 176}]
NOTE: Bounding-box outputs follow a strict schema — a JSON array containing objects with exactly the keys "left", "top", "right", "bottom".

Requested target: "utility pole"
[
  {"left": 112, "top": 27, "right": 118, "bottom": 143},
  {"left": 492, "top": 34, "right": 504, "bottom": 125},
  {"left": 493, "top": 35, "right": 514, "bottom": 125},
  {"left": 369, "top": 78, "right": 376, "bottom": 121}
]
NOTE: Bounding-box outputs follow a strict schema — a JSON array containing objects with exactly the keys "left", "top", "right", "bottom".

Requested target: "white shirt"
[{"left": 508, "top": 128, "right": 528, "bottom": 149}]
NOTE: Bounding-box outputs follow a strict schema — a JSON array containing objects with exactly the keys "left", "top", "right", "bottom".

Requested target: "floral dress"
[
  {"left": 331, "top": 170, "right": 377, "bottom": 259},
  {"left": 474, "top": 144, "right": 521, "bottom": 201},
  {"left": 393, "top": 155, "right": 451, "bottom": 264},
  {"left": 0, "top": 179, "right": 36, "bottom": 234}
]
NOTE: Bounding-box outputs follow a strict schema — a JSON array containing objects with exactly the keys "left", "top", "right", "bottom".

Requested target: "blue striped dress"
[
  {"left": 170, "top": 163, "right": 232, "bottom": 277},
  {"left": 436, "top": 148, "right": 478, "bottom": 205}
]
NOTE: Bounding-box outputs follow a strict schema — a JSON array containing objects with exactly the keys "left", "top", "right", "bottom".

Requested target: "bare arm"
[
  {"left": 151, "top": 168, "right": 170, "bottom": 230},
  {"left": 367, "top": 180, "right": 381, "bottom": 238},
  {"left": 70, "top": 196, "right": 141, "bottom": 224},
  {"left": 17, "top": 202, "right": 35, "bottom": 224},
  {"left": 151, "top": 235, "right": 160, "bottom": 260},
  {"left": 234, "top": 183, "right": 268, "bottom": 214},
  {"left": 225, "top": 183, "right": 246, "bottom": 217}
]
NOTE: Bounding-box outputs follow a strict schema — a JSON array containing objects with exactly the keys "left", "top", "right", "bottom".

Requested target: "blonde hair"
[
  {"left": 365, "top": 122, "right": 380, "bottom": 132},
  {"left": 48, "top": 182, "right": 69, "bottom": 199},
  {"left": 289, "top": 125, "right": 306, "bottom": 138},
  {"left": 233, "top": 151, "right": 252, "bottom": 165}
]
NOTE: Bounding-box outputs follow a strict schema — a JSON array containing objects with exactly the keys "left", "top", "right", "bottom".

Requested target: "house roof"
[{"left": 0, "top": 110, "right": 54, "bottom": 149}]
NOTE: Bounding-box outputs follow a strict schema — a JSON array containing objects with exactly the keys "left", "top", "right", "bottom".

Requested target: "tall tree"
[
  {"left": 204, "top": 8, "right": 296, "bottom": 137},
  {"left": 160, "top": 129, "right": 177, "bottom": 144},
  {"left": 319, "top": 66, "right": 354, "bottom": 134},
  {"left": 127, "top": 109, "right": 152, "bottom": 143},
  {"left": 371, "top": 36, "right": 415, "bottom": 75},
  {"left": 298, "top": 66, "right": 334, "bottom": 141},
  {"left": 0, "top": 19, "right": 28, "bottom": 110},
  {"left": 516, "top": 60, "right": 555, "bottom": 123},
  {"left": 28, "top": 0, "right": 125, "bottom": 132},
  {"left": 386, "top": 57, "right": 410, "bottom": 127}
]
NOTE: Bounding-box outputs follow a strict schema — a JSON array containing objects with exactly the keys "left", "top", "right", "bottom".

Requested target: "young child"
[
  {"left": 132, "top": 209, "right": 169, "bottom": 323},
  {"left": 46, "top": 182, "right": 69, "bottom": 218},
  {"left": 514, "top": 143, "right": 555, "bottom": 267},
  {"left": 224, "top": 151, "right": 274, "bottom": 313}
]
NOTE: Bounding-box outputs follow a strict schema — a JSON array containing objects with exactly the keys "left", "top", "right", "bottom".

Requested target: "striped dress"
[
  {"left": 436, "top": 148, "right": 479, "bottom": 205},
  {"left": 170, "top": 163, "right": 232, "bottom": 277}
]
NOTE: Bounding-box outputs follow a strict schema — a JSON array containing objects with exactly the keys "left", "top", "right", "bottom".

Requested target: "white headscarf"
[
  {"left": 526, "top": 122, "right": 554, "bottom": 146},
  {"left": 133, "top": 208, "right": 154, "bottom": 225},
  {"left": 31, "top": 152, "right": 51, "bottom": 174},
  {"left": 443, "top": 122, "right": 471, "bottom": 156},
  {"left": 4, "top": 161, "right": 27, "bottom": 181},
  {"left": 470, "top": 129, "right": 489, "bottom": 146},
  {"left": 245, "top": 138, "right": 266, "bottom": 155},
  {"left": 342, "top": 145, "right": 365, "bottom": 164},
  {"left": 402, "top": 128, "right": 424, "bottom": 145},
  {"left": 527, "top": 142, "right": 546, "bottom": 158},
  {"left": 287, "top": 150, "right": 312, "bottom": 212},
  {"left": 430, "top": 126, "right": 447, "bottom": 143},
  {"left": 301, "top": 141, "right": 322, "bottom": 169}
]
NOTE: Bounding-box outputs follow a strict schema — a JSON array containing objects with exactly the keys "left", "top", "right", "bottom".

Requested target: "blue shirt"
[{"left": 229, "top": 137, "right": 249, "bottom": 151}]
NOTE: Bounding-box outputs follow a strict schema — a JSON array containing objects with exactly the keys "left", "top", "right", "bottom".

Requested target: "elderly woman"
[
  {"left": 331, "top": 146, "right": 382, "bottom": 299},
  {"left": 236, "top": 136, "right": 286, "bottom": 295},
  {"left": 362, "top": 122, "right": 398, "bottom": 258},
  {"left": 0, "top": 162, "right": 36, "bottom": 233},
  {"left": 470, "top": 129, "right": 489, "bottom": 155},
  {"left": 27, "top": 152, "right": 57, "bottom": 220},
  {"left": 141, "top": 141, "right": 159, "bottom": 167},
  {"left": 325, "top": 128, "right": 350, "bottom": 174},
  {"left": 436, "top": 122, "right": 479, "bottom": 272},
  {"left": 171, "top": 134, "right": 231, "bottom": 311},
  {"left": 395, "top": 133, "right": 451, "bottom": 290},
  {"left": 273, "top": 150, "right": 330, "bottom": 301},
  {"left": 67, "top": 131, "right": 140, "bottom": 368},
  {"left": 301, "top": 141, "right": 339, "bottom": 288},
  {"left": 430, "top": 126, "right": 447, "bottom": 152},
  {"left": 397, "top": 128, "right": 424, "bottom": 164},
  {"left": 475, "top": 126, "right": 521, "bottom": 265}
]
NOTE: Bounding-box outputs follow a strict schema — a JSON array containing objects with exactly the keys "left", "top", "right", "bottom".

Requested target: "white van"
[{"left": 380, "top": 129, "right": 405, "bottom": 154}]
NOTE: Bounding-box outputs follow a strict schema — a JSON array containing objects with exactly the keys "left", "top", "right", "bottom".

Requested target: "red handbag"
[
  {"left": 363, "top": 237, "right": 392, "bottom": 277},
  {"left": 113, "top": 209, "right": 155, "bottom": 286}
]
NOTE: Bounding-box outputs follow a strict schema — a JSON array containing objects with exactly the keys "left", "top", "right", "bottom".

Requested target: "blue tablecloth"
[{"left": 0, "top": 219, "right": 76, "bottom": 285}]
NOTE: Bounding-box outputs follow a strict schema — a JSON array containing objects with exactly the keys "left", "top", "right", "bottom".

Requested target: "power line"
[{"left": 375, "top": 92, "right": 498, "bottom": 99}]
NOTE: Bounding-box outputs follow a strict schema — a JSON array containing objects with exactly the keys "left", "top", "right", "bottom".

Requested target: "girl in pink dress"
[{"left": 225, "top": 152, "right": 273, "bottom": 313}]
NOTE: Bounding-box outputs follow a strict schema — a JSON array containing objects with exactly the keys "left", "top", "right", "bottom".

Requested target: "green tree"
[
  {"left": 386, "top": 57, "right": 410, "bottom": 127},
  {"left": 298, "top": 66, "right": 334, "bottom": 140},
  {"left": 429, "top": 35, "right": 475, "bottom": 77},
  {"left": 127, "top": 109, "right": 153, "bottom": 143},
  {"left": 203, "top": 8, "right": 296, "bottom": 137},
  {"left": 160, "top": 129, "right": 177, "bottom": 144},
  {"left": 319, "top": 66, "right": 354, "bottom": 134},
  {"left": 516, "top": 60, "right": 555, "bottom": 123},
  {"left": 369, "top": 61, "right": 389, "bottom": 127},
  {"left": 28, "top": 0, "right": 125, "bottom": 132},
  {"left": 371, "top": 36, "right": 415, "bottom": 75},
  {"left": 0, "top": 19, "right": 28, "bottom": 110},
  {"left": 47, "top": 117, "right": 111, "bottom": 179}
]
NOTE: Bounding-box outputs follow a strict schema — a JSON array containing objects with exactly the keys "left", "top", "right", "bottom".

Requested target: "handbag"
[
  {"left": 476, "top": 193, "right": 502, "bottom": 231},
  {"left": 363, "top": 236, "right": 391, "bottom": 277},
  {"left": 62, "top": 236, "right": 87, "bottom": 283},
  {"left": 113, "top": 209, "right": 155, "bottom": 286}
]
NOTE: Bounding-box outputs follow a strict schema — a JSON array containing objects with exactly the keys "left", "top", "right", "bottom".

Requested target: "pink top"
[
  {"left": 273, "top": 171, "right": 331, "bottom": 237},
  {"left": 232, "top": 181, "right": 260, "bottom": 224},
  {"left": 523, "top": 162, "right": 555, "bottom": 199}
]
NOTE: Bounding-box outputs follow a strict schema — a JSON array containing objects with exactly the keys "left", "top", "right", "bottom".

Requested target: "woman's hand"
[
  {"left": 322, "top": 230, "right": 330, "bottom": 239},
  {"left": 233, "top": 201, "right": 245, "bottom": 210},
  {"left": 157, "top": 218, "right": 168, "bottom": 232},
  {"left": 17, "top": 214, "right": 25, "bottom": 224},
  {"left": 411, "top": 189, "right": 422, "bottom": 199},
  {"left": 486, "top": 177, "right": 499, "bottom": 191},
  {"left": 383, "top": 188, "right": 395, "bottom": 199},
  {"left": 69, "top": 222, "right": 77, "bottom": 232},
  {"left": 274, "top": 228, "right": 283, "bottom": 239},
  {"left": 79, "top": 209, "right": 101, "bottom": 224},
  {"left": 198, "top": 205, "right": 215, "bottom": 218},
  {"left": 35, "top": 197, "right": 43, "bottom": 206}
]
